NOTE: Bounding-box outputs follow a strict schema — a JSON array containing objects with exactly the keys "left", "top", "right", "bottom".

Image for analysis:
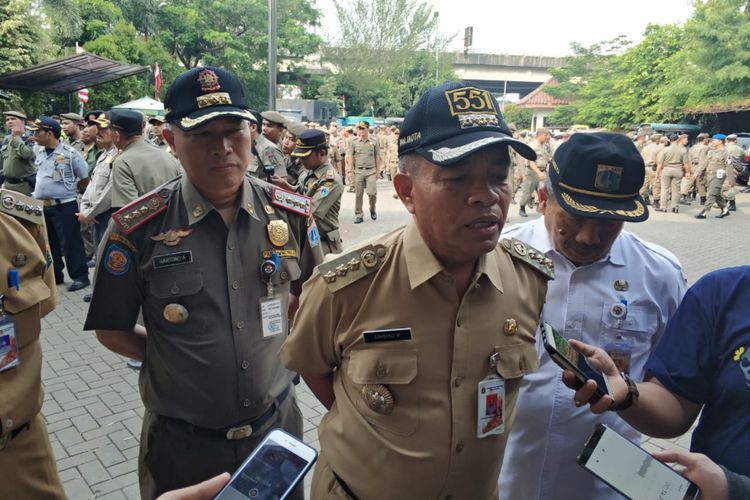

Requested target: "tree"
[
  {"left": 0, "top": 0, "right": 46, "bottom": 73},
  {"left": 502, "top": 104, "right": 532, "bottom": 130}
]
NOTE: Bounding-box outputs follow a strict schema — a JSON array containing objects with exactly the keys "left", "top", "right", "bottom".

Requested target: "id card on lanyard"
[
  {"left": 0, "top": 314, "right": 19, "bottom": 373},
  {"left": 477, "top": 351, "right": 505, "bottom": 438}
]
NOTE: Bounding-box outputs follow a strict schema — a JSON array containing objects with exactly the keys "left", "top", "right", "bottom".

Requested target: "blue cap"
[
  {"left": 398, "top": 81, "right": 535, "bottom": 165},
  {"left": 712, "top": 133, "right": 726, "bottom": 140},
  {"left": 28, "top": 116, "right": 62, "bottom": 138},
  {"left": 550, "top": 132, "right": 648, "bottom": 223}
]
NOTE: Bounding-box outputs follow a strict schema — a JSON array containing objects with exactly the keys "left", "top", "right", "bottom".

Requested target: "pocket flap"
[
  {"left": 3, "top": 277, "right": 50, "bottom": 314},
  {"left": 494, "top": 343, "right": 540, "bottom": 379},
  {"left": 348, "top": 350, "right": 418, "bottom": 385},
  {"left": 149, "top": 272, "right": 203, "bottom": 298},
  {"left": 282, "top": 259, "right": 301, "bottom": 282}
]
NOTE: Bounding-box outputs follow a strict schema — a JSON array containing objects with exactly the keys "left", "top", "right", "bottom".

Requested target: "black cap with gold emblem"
[
  {"left": 398, "top": 81, "right": 535, "bottom": 165},
  {"left": 550, "top": 132, "right": 648, "bottom": 222},
  {"left": 164, "top": 66, "right": 256, "bottom": 130},
  {"left": 292, "top": 129, "right": 326, "bottom": 157}
]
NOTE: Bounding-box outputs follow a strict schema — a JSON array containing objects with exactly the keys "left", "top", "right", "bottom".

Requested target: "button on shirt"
[
  {"left": 33, "top": 143, "right": 88, "bottom": 200},
  {"left": 84, "top": 176, "right": 322, "bottom": 429},
  {"left": 280, "top": 222, "right": 549, "bottom": 500},
  {"left": 499, "top": 217, "right": 686, "bottom": 500}
]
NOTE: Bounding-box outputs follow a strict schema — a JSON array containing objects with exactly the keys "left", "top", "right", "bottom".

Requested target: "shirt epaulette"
[
  {"left": 500, "top": 238, "right": 554, "bottom": 280},
  {"left": 324, "top": 169, "right": 336, "bottom": 181},
  {"left": 112, "top": 191, "right": 169, "bottom": 235},
  {"left": 318, "top": 243, "right": 387, "bottom": 293},
  {"left": 0, "top": 188, "right": 44, "bottom": 224},
  {"left": 271, "top": 187, "right": 312, "bottom": 218},
  {"left": 62, "top": 144, "right": 76, "bottom": 153}
]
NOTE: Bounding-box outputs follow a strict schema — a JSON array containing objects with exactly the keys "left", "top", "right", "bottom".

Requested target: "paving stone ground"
[{"left": 38, "top": 181, "right": 749, "bottom": 499}]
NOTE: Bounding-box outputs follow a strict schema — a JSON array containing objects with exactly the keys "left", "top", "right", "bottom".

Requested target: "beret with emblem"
[
  {"left": 60, "top": 112, "right": 84, "bottom": 122},
  {"left": 164, "top": 66, "right": 256, "bottom": 130},
  {"left": 398, "top": 81, "right": 535, "bottom": 165},
  {"left": 550, "top": 132, "right": 648, "bottom": 223},
  {"left": 286, "top": 121, "right": 307, "bottom": 137},
  {"left": 292, "top": 129, "right": 326, "bottom": 157},
  {"left": 261, "top": 110, "right": 287, "bottom": 126},
  {"left": 109, "top": 109, "right": 144, "bottom": 135},
  {"left": 85, "top": 110, "right": 105, "bottom": 126},
  {"left": 2, "top": 110, "right": 27, "bottom": 120}
]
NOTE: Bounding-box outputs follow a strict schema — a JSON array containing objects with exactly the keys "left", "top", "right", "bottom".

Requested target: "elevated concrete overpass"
[{"left": 449, "top": 52, "right": 566, "bottom": 97}]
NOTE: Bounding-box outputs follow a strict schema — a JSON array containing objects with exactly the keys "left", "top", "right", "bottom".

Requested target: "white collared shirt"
[{"left": 499, "top": 217, "right": 686, "bottom": 500}]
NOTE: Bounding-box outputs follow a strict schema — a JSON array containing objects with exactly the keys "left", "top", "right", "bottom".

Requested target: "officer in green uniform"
[
  {"left": 248, "top": 112, "right": 287, "bottom": 180},
  {"left": 81, "top": 111, "right": 104, "bottom": 174},
  {"left": 347, "top": 121, "right": 381, "bottom": 223},
  {"left": 1, "top": 111, "right": 37, "bottom": 196},
  {"left": 291, "top": 129, "right": 344, "bottom": 254},
  {"left": 84, "top": 66, "right": 323, "bottom": 499},
  {"left": 109, "top": 110, "right": 182, "bottom": 210},
  {"left": 695, "top": 134, "right": 730, "bottom": 219},
  {"left": 148, "top": 116, "right": 173, "bottom": 155},
  {"left": 281, "top": 122, "right": 308, "bottom": 186},
  {"left": 0, "top": 189, "right": 65, "bottom": 499},
  {"left": 60, "top": 112, "right": 85, "bottom": 153}
]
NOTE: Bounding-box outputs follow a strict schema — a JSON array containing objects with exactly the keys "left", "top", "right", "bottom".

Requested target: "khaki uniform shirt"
[
  {"left": 279, "top": 222, "right": 550, "bottom": 499},
  {"left": 111, "top": 138, "right": 182, "bottom": 209},
  {"left": 249, "top": 134, "right": 287, "bottom": 179},
  {"left": 529, "top": 139, "right": 551, "bottom": 171},
  {"left": 0, "top": 190, "right": 56, "bottom": 438},
  {"left": 726, "top": 143, "right": 743, "bottom": 170},
  {"left": 84, "top": 176, "right": 323, "bottom": 429},
  {"left": 80, "top": 146, "right": 118, "bottom": 220},
  {"left": 348, "top": 137, "right": 379, "bottom": 171},
  {"left": 378, "top": 133, "right": 389, "bottom": 164},
  {"left": 299, "top": 160, "right": 343, "bottom": 251},
  {"left": 641, "top": 142, "right": 660, "bottom": 167},
  {"left": 66, "top": 138, "right": 85, "bottom": 154},
  {"left": 659, "top": 143, "right": 688, "bottom": 169},
  {"left": 706, "top": 148, "right": 728, "bottom": 175},
  {"left": 387, "top": 135, "right": 399, "bottom": 166},
  {"left": 689, "top": 143, "right": 709, "bottom": 174},
  {"left": 0, "top": 136, "right": 37, "bottom": 196}
]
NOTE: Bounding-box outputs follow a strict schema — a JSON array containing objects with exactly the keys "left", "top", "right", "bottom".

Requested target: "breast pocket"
[
  {"left": 346, "top": 349, "right": 419, "bottom": 436},
  {"left": 599, "top": 304, "right": 658, "bottom": 376},
  {"left": 146, "top": 270, "right": 205, "bottom": 333}
]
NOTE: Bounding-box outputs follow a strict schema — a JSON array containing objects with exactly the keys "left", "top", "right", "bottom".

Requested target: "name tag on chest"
[
  {"left": 153, "top": 251, "right": 193, "bottom": 270},
  {"left": 363, "top": 328, "right": 412, "bottom": 343}
]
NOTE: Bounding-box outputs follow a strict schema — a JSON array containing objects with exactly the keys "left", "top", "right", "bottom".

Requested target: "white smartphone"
[
  {"left": 214, "top": 429, "right": 318, "bottom": 500},
  {"left": 577, "top": 424, "right": 700, "bottom": 500},
  {"left": 540, "top": 322, "right": 613, "bottom": 399}
]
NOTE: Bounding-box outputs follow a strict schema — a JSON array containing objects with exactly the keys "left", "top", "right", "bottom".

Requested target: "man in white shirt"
[{"left": 499, "top": 132, "right": 686, "bottom": 500}]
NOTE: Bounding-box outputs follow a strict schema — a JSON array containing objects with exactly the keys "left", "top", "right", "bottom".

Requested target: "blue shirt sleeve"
[
  {"left": 71, "top": 150, "right": 89, "bottom": 179},
  {"left": 644, "top": 275, "right": 716, "bottom": 404}
]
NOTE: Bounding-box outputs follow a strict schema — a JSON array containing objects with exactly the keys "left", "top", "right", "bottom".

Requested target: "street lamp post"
[
  {"left": 268, "top": 0, "right": 277, "bottom": 110},
  {"left": 434, "top": 11, "right": 439, "bottom": 84}
]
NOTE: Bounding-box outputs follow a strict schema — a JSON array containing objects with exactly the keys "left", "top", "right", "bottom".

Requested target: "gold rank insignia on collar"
[
  {"left": 0, "top": 189, "right": 44, "bottom": 224},
  {"left": 500, "top": 238, "right": 554, "bottom": 280},
  {"left": 151, "top": 228, "right": 193, "bottom": 247},
  {"left": 318, "top": 244, "right": 387, "bottom": 292},
  {"left": 271, "top": 187, "right": 312, "bottom": 218},
  {"left": 112, "top": 192, "right": 168, "bottom": 235}
]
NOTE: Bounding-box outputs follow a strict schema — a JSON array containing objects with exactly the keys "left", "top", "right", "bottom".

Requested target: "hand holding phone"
[
  {"left": 213, "top": 429, "right": 317, "bottom": 500},
  {"left": 578, "top": 424, "right": 700, "bottom": 500}
]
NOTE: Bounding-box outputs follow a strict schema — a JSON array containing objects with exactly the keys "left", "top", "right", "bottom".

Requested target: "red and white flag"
[
  {"left": 154, "top": 63, "right": 162, "bottom": 100},
  {"left": 76, "top": 43, "right": 89, "bottom": 104}
]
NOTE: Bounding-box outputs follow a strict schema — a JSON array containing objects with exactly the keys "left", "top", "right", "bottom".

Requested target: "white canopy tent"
[{"left": 113, "top": 96, "right": 164, "bottom": 116}]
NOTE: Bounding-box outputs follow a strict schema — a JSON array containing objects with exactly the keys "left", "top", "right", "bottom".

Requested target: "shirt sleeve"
[
  {"left": 644, "top": 277, "right": 714, "bottom": 404},
  {"left": 111, "top": 159, "right": 138, "bottom": 208},
  {"left": 83, "top": 223, "right": 144, "bottom": 331},
  {"left": 71, "top": 150, "right": 89, "bottom": 179},
  {"left": 11, "top": 136, "right": 36, "bottom": 161},
  {"left": 312, "top": 180, "right": 342, "bottom": 228},
  {"left": 289, "top": 212, "right": 323, "bottom": 297}
]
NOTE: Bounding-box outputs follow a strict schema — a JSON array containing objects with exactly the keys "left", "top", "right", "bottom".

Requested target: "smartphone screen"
[
  {"left": 541, "top": 323, "right": 611, "bottom": 397},
  {"left": 215, "top": 429, "right": 317, "bottom": 500},
  {"left": 578, "top": 424, "right": 699, "bottom": 500}
]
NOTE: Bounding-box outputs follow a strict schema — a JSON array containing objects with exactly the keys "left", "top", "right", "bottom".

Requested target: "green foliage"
[
  {"left": 502, "top": 104, "right": 532, "bottom": 130},
  {"left": 0, "top": 0, "right": 46, "bottom": 73}
]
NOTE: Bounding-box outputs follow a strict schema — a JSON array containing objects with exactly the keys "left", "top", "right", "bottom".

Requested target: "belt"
[
  {"left": 158, "top": 385, "right": 291, "bottom": 440},
  {"left": 0, "top": 422, "right": 30, "bottom": 451},
  {"left": 41, "top": 197, "right": 77, "bottom": 207}
]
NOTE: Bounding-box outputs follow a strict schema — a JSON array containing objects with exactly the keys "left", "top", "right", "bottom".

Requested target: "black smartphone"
[
  {"left": 214, "top": 429, "right": 318, "bottom": 500},
  {"left": 578, "top": 424, "right": 700, "bottom": 500},
  {"left": 540, "top": 322, "right": 612, "bottom": 399}
]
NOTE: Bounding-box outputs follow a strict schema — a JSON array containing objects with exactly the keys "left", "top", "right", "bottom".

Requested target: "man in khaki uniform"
[
  {"left": 60, "top": 112, "right": 85, "bottom": 153},
  {"left": 656, "top": 133, "right": 691, "bottom": 213},
  {"left": 388, "top": 127, "right": 400, "bottom": 198},
  {"left": 110, "top": 110, "right": 182, "bottom": 210},
  {"left": 682, "top": 132, "right": 710, "bottom": 205},
  {"left": 1, "top": 111, "right": 37, "bottom": 196},
  {"left": 248, "top": 111, "right": 287, "bottom": 180},
  {"left": 639, "top": 133, "right": 662, "bottom": 206},
  {"left": 280, "top": 82, "right": 549, "bottom": 500},
  {"left": 695, "top": 134, "right": 730, "bottom": 219},
  {"left": 378, "top": 124, "right": 390, "bottom": 177},
  {"left": 0, "top": 188, "right": 65, "bottom": 499},
  {"left": 281, "top": 122, "right": 307, "bottom": 187},
  {"left": 338, "top": 128, "right": 353, "bottom": 190},
  {"left": 518, "top": 128, "right": 552, "bottom": 217},
  {"left": 84, "top": 67, "right": 323, "bottom": 498},
  {"left": 348, "top": 121, "right": 381, "bottom": 223},
  {"left": 290, "top": 129, "right": 344, "bottom": 254},
  {"left": 724, "top": 134, "right": 742, "bottom": 211},
  {"left": 148, "top": 116, "right": 173, "bottom": 155}
]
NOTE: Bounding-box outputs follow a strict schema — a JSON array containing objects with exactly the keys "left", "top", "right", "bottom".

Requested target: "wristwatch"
[{"left": 610, "top": 372, "right": 639, "bottom": 412}]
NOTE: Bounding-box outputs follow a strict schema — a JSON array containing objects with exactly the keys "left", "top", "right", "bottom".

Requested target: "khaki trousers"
[
  {"left": 0, "top": 413, "right": 65, "bottom": 500},
  {"left": 703, "top": 173, "right": 726, "bottom": 212},
  {"left": 518, "top": 169, "right": 539, "bottom": 208},
  {"left": 660, "top": 166, "right": 683, "bottom": 210},
  {"left": 354, "top": 169, "right": 377, "bottom": 216}
]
